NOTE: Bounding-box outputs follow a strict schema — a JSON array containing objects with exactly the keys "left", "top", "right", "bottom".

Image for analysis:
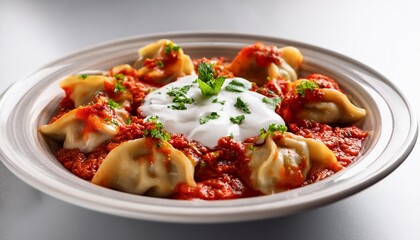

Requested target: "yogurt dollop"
[{"left": 140, "top": 75, "right": 284, "bottom": 147}]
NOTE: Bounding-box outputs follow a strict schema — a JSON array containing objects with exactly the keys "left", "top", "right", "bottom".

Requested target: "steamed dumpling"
[
  {"left": 91, "top": 138, "right": 196, "bottom": 197},
  {"left": 40, "top": 107, "right": 121, "bottom": 152},
  {"left": 60, "top": 75, "right": 132, "bottom": 108},
  {"left": 246, "top": 133, "right": 338, "bottom": 194},
  {"left": 227, "top": 43, "right": 303, "bottom": 85},
  {"left": 297, "top": 86, "right": 366, "bottom": 125},
  {"left": 134, "top": 39, "right": 194, "bottom": 85}
]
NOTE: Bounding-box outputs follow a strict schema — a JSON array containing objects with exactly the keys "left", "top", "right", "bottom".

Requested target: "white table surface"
[{"left": 1, "top": 0, "right": 419, "bottom": 239}]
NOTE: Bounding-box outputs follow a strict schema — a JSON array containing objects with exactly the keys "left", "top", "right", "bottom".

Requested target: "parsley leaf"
[
  {"left": 79, "top": 74, "right": 88, "bottom": 79},
  {"left": 107, "top": 99, "right": 120, "bottom": 110},
  {"left": 296, "top": 80, "right": 319, "bottom": 97},
  {"left": 167, "top": 85, "right": 194, "bottom": 110},
  {"left": 211, "top": 98, "right": 226, "bottom": 105},
  {"left": 199, "top": 112, "right": 220, "bottom": 125},
  {"left": 164, "top": 42, "right": 181, "bottom": 55},
  {"left": 230, "top": 115, "right": 245, "bottom": 125},
  {"left": 143, "top": 116, "right": 171, "bottom": 144},
  {"left": 225, "top": 79, "right": 249, "bottom": 93},
  {"left": 114, "top": 81, "right": 126, "bottom": 93},
  {"left": 260, "top": 123, "right": 287, "bottom": 139},
  {"left": 197, "top": 62, "right": 226, "bottom": 96},
  {"left": 156, "top": 60, "right": 164, "bottom": 68},
  {"left": 114, "top": 74, "right": 125, "bottom": 81},
  {"left": 262, "top": 96, "right": 282, "bottom": 110},
  {"left": 234, "top": 97, "right": 251, "bottom": 114}
]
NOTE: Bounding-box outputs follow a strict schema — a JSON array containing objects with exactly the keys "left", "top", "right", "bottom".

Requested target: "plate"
[{"left": 0, "top": 32, "right": 417, "bottom": 223}]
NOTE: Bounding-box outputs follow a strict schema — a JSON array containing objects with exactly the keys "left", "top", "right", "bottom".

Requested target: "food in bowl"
[{"left": 40, "top": 39, "right": 368, "bottom": 200}]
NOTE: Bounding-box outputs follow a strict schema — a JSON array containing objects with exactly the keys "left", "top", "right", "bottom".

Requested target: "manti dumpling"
[
  {"left": 60, "top": 75, "right": 132, "bottom": 108},
  {"left": 133, "top": 39, "right": 194, "bottom": 85},
  {"left": 292, "top": 80, "right": 366, "bottom": 124},
  {"left": 227, "top": 43, "right": 303, "bottom": 85},
  {"left": 91, "top": 138, "right": 196, "bottom": 197},
  {"left": 246, "top": 133, "right": 340, "bottom": 194},
  {"left": 40, "top": 99, "right": 127, "bottom": 152}
]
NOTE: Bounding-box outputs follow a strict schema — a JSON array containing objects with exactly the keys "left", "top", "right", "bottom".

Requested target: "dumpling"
[
  {"left": 246, "top": 133, "right": 339, "bottom": 194},
  {"left": 91, "top": 138, "right": 196, "bottom": 197},
  {"left": 280, "top": 80, "right": 367, "bottom": 125},
  {"left": 134, "top": 39, "right": 195, "bottom": 85},
  {"left": 298, "top": 88, "right": 366, "bottom": 124},
  {"left": 60, "top": 74, "right": 132, "bottom": 108},
  {"left": 227, "top": 43, "right": 303, "bottom": 86},
  {"left": 60, "top": 75, "right": 110, "bottom": 107},
  {"left": 40, "top": 99, "right": 127, "bottom": 152}
]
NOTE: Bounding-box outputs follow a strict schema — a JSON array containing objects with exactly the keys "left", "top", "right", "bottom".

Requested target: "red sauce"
[{"left": 51, "top": 48, "right": 368, "bottom": 200}]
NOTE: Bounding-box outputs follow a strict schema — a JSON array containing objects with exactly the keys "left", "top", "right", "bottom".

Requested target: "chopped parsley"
[
  {"left": 234, "top": 97, "right": 251, "bottom": 114},
  {"left": 79, "top": 74, "right": 88, "bottom": 79},
  {"left": 114, "top": 73, "right": 125, "bottom": 81},
  {"left": 296, "top": 80, "right": 319, "bottom": 97},
  {"left": 156, "top": 60, "right": 164, "bottom": 68},
  {"left": 164, "top": 42, "right": 181, "bottom": 55},
  {"left": 196, "top": 62, "right": 226, "bottom": 96},
  {"left": 230, "top": 115, "right": 245, "bottom": 125},
  {"left": 259, "top": 123, "right": 287, "bottom": 139},
  {"left": 225, "top": 79, "right": 249, "bottom": 93},
  {"left": 107, "top": 99, "right": 120, "bottom": 110},
  {"left": 262, "top": 96, "right": 282, "bottom": 110},
  {"left": 211, "top": 98, "right": 226, "bottom": 105},
  {"left": 111, "top": 120, "right": 119, "bottom": 126},
  {"left": 114, "top": 81, "right": 126, "bottom": 93},
  {"left": 200, "top": 161, "right": 206, "bottom": 167},
  {"left": 166, "top": 85, "right": 194, "bottom": 110},
  {"left": 199, "top": 112, "right": 220, "bottom": 125},
  {"left": 248, "top": 145, "right": 256, "bottom": 151},
  {"left": 126, "top": 116, "right": 132, "bottom": 124},
  {"left": 143, "top": 116, "right": 170, "bottom": 145}
]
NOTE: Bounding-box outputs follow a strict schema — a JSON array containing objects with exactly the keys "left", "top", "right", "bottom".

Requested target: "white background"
[{"left": 1, "top": 0, "right": 419, "bottom": 239}]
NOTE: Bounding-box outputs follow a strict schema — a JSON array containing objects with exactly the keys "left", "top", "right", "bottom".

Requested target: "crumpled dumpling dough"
[
  {"left": 298, "top": 88, "right": 366, "bottom": 125},
  {"left": 91, "top": 138, "right": 197, "bottom": 197},
  {"left": 247, "top": 133, "right": 338, "bottom": 194},
  {"left": 60, "top": 75, "right": 109, "bottom": 107},
  {"left": 40, "top": 108, "right": 120, "bottom": 152},
  {"left": 227, "top": 43, "right": 303, "bottom": 85},
  {"left": 134, "top": 39, "right": 194, "bottom": 85}
]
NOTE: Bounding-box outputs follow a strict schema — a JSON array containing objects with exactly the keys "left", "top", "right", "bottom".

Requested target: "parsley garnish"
[
  {"left": 211, "top": 98, "right": 226, "bottom": 105},
  {"left": 111, "top": 120, "right": 119, "bottom": 126},
  {"left": 248, "top": 145, "right": 256, "bottom": 151},
  {"left": 230, "top": 115, "right": 245, "bottom": 125},
  {"left": 225, "top": 79, "right": 249, "bottom": 93},
  {"left": 260, "top": 123, "right": 287, "bottom": 139},
  {"left": 234, "top": 97, "right": 251, "bottom": 114},
  {"left": 79, "top": 74, "right": 88, "bottom": 79},
  {"left": 126, "top": 116, "right": 132, "bottom": 124},
  {"left": 166, "top": 85, "right": 194, "bottom": 110},
  {"left": 200, "top": 161, "right": 206, "bottom": 167},
  {"left": 107, "top": 99, "right": 120, "bottom": 110},
  {"left": 164, "top": 42, "right": 181, "bottom": 55},
  {"left": 114, "top": 74, "right": 125, "bottom": 81},
  {"left": 114, "top": 81, "right": 126, "bottom": 93},
  {"left": 156, "top": 60, "right": 164, "bottom": 68},
  {"left": 199, "top": 112, "right": 220, "bottom": 125},
  {"left": 196, "top": 62, "right": 226, "bottom": 96},
  {"left": 262, "top": 96, "right": 282, "bottom": 110},
  {"left": 143, "top": 116, "right": 171, "bottom": 145},
  {"left": 296, "top": 80, "right": 319, "bottom": 97}
]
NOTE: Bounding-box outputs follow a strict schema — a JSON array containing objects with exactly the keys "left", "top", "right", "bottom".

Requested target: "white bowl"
[{"left": 0, "top": 32, "right": 417, "bottom": 223}]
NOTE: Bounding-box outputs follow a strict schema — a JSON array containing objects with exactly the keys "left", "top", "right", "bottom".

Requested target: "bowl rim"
[{"left": 0, "top": 31, "right": 418, "bottom": 223}]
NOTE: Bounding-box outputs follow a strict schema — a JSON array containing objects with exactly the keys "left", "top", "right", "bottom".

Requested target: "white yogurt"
[{"left": 140, "top": 75, "right": 284, "bottom": 147}]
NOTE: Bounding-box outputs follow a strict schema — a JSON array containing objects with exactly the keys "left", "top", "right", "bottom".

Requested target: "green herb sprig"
[
  {"left": 234, "top": 97, "right": 251, "bottom": 114},
  {"left": 199, "top": 112, "right": 220, "bottom": 125},
  {"left": 296, "top": 80, "right": 319, "bottom": 97},
  {"left": 196, "top": 62, "right": 226, "bottom": 96},
  {"left": 259, "top": 123, "right": 287, "bottom": 140}
]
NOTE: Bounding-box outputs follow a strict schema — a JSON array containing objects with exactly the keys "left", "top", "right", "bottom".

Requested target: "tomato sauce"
[{"left": 51, "top": 45, "right": 368, "bottom": 200}]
